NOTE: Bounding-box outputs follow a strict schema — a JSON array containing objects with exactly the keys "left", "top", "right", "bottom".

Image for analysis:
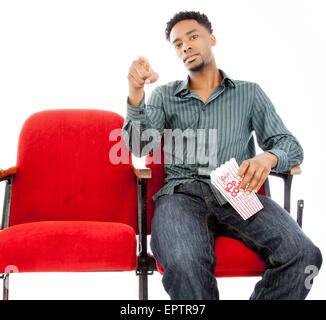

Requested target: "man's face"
[{"left": 169, "top": 19, "right": 216, "bottom": 72}]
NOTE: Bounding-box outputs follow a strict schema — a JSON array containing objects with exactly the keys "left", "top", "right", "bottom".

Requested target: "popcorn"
[{"left": 210, "top": 158, "right": 263, "bottom": 220}]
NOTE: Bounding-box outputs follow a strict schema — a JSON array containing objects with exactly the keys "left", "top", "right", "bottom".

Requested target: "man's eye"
[
  {"left": 191, "top": 34, "right": 198, "bottom": 40},
  {"left": 175, "top": 43, "right": 182, "bottom": 49}
]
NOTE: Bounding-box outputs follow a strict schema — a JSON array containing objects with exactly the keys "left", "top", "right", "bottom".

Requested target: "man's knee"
[
  {"left": 271, "top": 232, "right": 322, "bottom": 270},
  {"left": 300, "top": 241, "right": 323, "bottom": 271},
  {"left": 288, "top": 237, "right": 323, "bottom": 272}
]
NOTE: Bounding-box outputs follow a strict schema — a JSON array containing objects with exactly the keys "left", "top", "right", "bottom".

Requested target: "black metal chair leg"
[
  {"left": 297, "top": 199, "right": 304, "bottom": 228},
  {"left": 139, "top": 272, "right": 148, "bottom": 300},
  {"left": 1, "top": 273, "right": 9, "bottom": 300}
]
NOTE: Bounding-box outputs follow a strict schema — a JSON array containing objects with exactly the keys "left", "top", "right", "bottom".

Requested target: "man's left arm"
[{"left": 239, "top": 83, "right": 304, "bottom": 192}]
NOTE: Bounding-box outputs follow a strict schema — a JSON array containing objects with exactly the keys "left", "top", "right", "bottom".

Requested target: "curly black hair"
[{"left": 165, "top": 11, "right": 213, "bottom": 41}]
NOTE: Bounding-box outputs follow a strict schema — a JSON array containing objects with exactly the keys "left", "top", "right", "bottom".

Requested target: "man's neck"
[{"left": 188, "top": 63, "right": 222, "bottom": 91}]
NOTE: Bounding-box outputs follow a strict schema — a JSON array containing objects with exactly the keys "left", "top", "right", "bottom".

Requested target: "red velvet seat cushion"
[
  {"left": 213, "top": 237, "right": 265, "bottom": 277},
  {"left": 156, "top": 236, "right": 265, "bottom": 277},
  {"left": 0, "top": 221, "right": 137, "bottom": 273}
]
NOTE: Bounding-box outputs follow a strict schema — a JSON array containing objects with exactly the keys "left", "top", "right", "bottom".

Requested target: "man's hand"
[
  {"left": 238, "top": 152, "right": 278, "bottom": 193},
  {"left": 128, "top": 56, "right": 159, "bottom": 107}
]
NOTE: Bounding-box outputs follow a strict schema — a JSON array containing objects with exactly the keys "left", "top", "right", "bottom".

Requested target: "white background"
[{"left": 0, "top": 0, "right": 325, "bottom": 299}]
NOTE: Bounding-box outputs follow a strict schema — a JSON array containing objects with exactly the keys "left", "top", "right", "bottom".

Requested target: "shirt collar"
[{"left": 174, "top": 68, "right": 236, "bottom": 96}]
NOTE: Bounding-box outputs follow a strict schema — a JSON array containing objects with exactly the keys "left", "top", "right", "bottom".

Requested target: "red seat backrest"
[{"left": 9, "top": 109, "right": 138, "bottom": 230}]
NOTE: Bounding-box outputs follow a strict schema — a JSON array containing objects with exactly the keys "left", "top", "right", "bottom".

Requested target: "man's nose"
[{"left": 183, "top": 42, "right": 192, "bottom": 53}]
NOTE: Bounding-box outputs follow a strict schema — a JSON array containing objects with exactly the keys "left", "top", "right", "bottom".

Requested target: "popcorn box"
[{"left": 210, "top": 158, "right": 263, "bottom": 220}]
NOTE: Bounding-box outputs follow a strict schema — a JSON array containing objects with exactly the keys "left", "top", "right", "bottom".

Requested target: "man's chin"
[{"left": 187, "top": 62, "right": 205, "bottom": 72}]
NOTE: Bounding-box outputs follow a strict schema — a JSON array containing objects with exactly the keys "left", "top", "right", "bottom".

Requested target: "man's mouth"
[{"left": 184, "top": 54, "right": 199, "bottom": 63}]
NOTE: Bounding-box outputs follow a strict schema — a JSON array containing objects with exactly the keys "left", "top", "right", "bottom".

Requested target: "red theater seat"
[{"left": 0, "top": 110, "right": 140, "bottom": 299}]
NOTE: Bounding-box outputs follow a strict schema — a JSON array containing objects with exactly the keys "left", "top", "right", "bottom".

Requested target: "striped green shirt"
[{"left": 123, "top": 69, "right": 304, "bottom": 205}]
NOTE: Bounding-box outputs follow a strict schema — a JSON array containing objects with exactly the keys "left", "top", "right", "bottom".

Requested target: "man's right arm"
[{"left": 122, "top": 57, "right": 163, "bottom": 157}]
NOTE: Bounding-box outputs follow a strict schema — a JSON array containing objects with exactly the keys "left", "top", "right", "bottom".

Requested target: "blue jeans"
[{"left": 150, "top": 180, "right": 322, "bottom": 300}]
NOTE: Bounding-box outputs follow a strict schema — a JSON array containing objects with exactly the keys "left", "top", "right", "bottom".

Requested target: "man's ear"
[{"left": 210, "top": 34, "right": 217, "bottom": 46}]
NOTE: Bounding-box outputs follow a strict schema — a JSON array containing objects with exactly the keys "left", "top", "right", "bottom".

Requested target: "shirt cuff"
[
  {"left": 127, "top": 98, "right": 146, "bottom": 121},
  {"left": 267, "top": 149, "right": 288, "bottom": 173}
]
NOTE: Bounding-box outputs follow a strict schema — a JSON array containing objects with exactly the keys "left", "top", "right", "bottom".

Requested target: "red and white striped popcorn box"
[{"left": 210, "top": 158, "right": 264, "bottom": 220}]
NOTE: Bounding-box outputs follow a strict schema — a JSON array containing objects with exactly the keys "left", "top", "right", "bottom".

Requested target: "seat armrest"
[
  {"left": 1, "top": 167, "right": 15, "bottom": 229},
  {"left": 0, "top": 166, "right": 17, "bottom": 182},
  {"left": 133, "top": 167, "right": 152, "bottom": 179},
  {"left": 270, "top": 165, "right": 302, "bottom": 178},
  {"left": 289, "top": 166, "right": 301, "bottom": 175}
]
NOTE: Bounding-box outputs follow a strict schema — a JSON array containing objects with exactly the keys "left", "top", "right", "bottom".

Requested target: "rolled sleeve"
[{"left": 266, "top": 148, "right": 289, "bottom": 173}]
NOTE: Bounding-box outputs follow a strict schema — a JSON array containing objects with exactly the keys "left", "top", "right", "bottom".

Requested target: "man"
[{"left": 123, "top": 11, "right": 322, "bottom": 299}]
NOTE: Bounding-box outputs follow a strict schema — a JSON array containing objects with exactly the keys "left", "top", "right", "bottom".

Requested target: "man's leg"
[
  {"left": 150, "top": 183, "right": 219, "bottom": 300},
  {"left": 206, "top": 187, "right": 323, "bottom": 300}
]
